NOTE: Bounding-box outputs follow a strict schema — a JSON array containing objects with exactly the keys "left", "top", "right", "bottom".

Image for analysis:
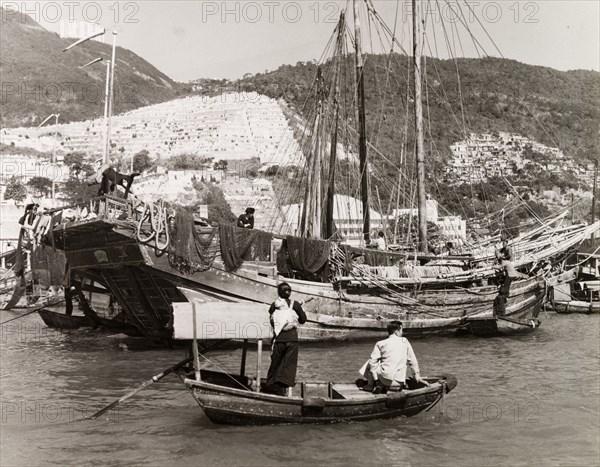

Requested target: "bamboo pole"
[
  {"left": 240, "top": 339, "right": 248, "bottom": 378},
  {"left": 256, "top": 339, "right": 262, "bottom": 392},
  {"left": 192, "top": 301, "right": 201, "bottom": 381}
]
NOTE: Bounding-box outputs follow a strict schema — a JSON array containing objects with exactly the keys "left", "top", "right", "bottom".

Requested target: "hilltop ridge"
[
  {"left": 0, "top": 7, "right": 183, "bottom": 127},
  {"left": 203, "top": 55, "right": 599, "bottom": 166}
]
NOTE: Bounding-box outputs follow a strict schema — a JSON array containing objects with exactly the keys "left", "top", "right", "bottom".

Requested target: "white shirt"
[
  {"left": 271, "top": 298, "right": 299, "bottom": 336},
  {"left": 368, "top": 334, "right": 420, "bottom": 383},
  {"left": 374, "top": 237, "right": 386, "bottom": 250}
]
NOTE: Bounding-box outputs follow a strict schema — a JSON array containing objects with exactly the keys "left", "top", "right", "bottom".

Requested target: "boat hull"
[
  {"left": 50, "top": 217, "right": 547, "bottom": 340},
  {"left": 38, "top": 308, "right": 142, "bottom": 335},
  {"left": 185, "top": 374, "right": 456, "bottom": 425},
  {"left": 144, "top": 252, "right": 546, "bottom": 339},
  {"left": 553, "top": 300, "right": 600, "bottom": 314}
]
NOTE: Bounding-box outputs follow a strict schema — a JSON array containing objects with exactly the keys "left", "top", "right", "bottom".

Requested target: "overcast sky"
[{"left": 6, "top": 0, "right": 600, "bottom": 81}]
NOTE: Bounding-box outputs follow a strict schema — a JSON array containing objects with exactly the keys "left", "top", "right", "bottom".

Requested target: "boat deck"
[{"left": 330, "top": 384, "right": 377, "bottom": 400}]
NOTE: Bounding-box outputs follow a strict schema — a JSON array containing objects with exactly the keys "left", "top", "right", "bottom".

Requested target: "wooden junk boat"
[
  {"left": 34, "top": 195, "right": 595, "bottom": 341},
  {"left": 175, "top": 301, "right": 457, "bottom": 425},
  {"left": 20, "top": 0, "right": 598, "bottom": 341}
]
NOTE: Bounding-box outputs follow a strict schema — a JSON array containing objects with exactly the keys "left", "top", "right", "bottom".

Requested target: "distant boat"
[
  {"left": 38, "top": 307, "right": 142, "bottom": 334},
  {"left": 552, "top": 281, "right": 600, "bottom": 314},
  {"left": 551, "top": 238, "right": 600, "bottom": 314}
]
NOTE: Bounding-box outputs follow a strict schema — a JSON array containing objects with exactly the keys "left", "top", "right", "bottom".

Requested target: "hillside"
[
  {"left": 189, "top": 56, "right": 599, "bottom": 226},
  {"left": 205, "top": 56, "right": 599, "bottom": 167},
  {"left": 1, "top": 93, "right": 298, "bottom": 163},
  {"left": 0, "top": 8, "right": 183, "bottom": 128}
]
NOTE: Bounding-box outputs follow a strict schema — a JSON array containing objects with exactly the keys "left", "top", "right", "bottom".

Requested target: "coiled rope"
[{"left": 136, "top": 199, "right": 170, "bottom": 252}]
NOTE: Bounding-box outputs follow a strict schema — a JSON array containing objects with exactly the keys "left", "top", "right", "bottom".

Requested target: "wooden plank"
[{"left": 173, "top": 301, "right": 271, "bottom": 340}]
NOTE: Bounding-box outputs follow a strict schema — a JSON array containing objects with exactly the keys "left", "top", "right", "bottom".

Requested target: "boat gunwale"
[{"left": 184, "top": 377, "right": 446, "bottom": 407}]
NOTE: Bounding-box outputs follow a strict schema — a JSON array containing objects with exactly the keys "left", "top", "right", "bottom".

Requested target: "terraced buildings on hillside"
[
  {"left": 1, "top": 93, "right": 302, "bottom": 166},
  {"left": 446, "top": 132, "right": 594, "bottom": 185}
]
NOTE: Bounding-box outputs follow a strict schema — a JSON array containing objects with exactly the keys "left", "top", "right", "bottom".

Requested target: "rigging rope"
[{"left": 136, "top": 199, "right": 170, "bottom": 252}]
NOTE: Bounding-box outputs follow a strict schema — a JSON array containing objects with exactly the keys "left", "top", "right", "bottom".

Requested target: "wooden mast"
[
  {"left": 104, "top": 31, "right": 117, "bottom": 164},
  {"left": 325, "top": 12, "right": 345, "bottom": 239},
  {"left": 592, "top": 158, "right": 598, "bottom": 239},
  {"left": 300, "top": 69, "right": 324, "bottom": 238},
  {"left": 413, "top": 0, "right": 428, "bottom": 252},
  {"left": 353, "top": 0, "right": 370, "bottom": 243}
]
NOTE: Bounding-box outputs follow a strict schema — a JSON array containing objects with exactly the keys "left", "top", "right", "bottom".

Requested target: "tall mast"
[
  {"left": 325, "top": 12, "right": 345, "bottom": 239},
  {"left": 102, "top": 60, "right": 111, "bottom": 163},
  {"left": 300, "top": 69, "right": 324, "bottom": 238},
  {"left": 413, "top": 0, "right": 427, "bottom": 252},
  {"left": 353, "top": 0, "right": 370, "bottom": 243},
  {"left": 325, "top": 100, "right": 339, "bottom": 239},
  {"left": 104, "top": 31, "right": 117, "bottom": 164},
  {"left": 592, "top": 158, "right": 598, "bottom": 239}
]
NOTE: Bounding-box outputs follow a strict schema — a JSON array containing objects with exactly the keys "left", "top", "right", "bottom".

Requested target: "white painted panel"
[{"left": 172, "top": 301, "right": 272, "bottom": 340}]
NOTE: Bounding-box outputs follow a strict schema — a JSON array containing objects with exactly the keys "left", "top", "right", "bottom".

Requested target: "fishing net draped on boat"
[
  {"left": 284, "top": 236, "right": 331, "bottom": 275},
  {"left": 169, "top": 209, "right": 219, "bottom": 274},
  {"left": 362, "top": 248, "right": 407, "bottom": 267},
  {"left": 219, "top": 224, "right": 273, "bottom": 272},
  {"left": 30, "top": 244, "right": 68, "bottom": 287}
]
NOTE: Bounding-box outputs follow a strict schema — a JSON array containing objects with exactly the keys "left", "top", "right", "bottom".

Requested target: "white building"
[
  {"left": 59, "top": 21, "right": 105, "bottom": 43},
  {"left": 282, "top": 194, "right": 385, "bottom": 244}
]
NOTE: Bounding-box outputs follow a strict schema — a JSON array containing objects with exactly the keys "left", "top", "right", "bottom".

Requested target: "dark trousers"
[{"left": 266, "top": 341, "right": 299, "bottom": 389}]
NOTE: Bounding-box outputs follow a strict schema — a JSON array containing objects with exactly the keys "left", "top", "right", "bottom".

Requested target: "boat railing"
[{"left": 44, "top": 195, "right": 136, "bottom": 226}]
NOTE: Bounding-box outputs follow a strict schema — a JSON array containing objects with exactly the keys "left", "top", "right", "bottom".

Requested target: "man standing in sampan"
[
  {"left": 263, "top": 283, "right": 307, "bottom": 396},
  {"left": 360, "top": 321, "right": 429, "bottom": 393}
]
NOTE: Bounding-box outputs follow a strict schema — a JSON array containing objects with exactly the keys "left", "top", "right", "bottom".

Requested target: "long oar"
[{"left": 87, "top": 356, "right": 193, "bottom": 420}]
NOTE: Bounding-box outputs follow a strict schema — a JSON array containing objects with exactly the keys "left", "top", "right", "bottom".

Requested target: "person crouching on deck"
[
  {"left": 263, "top": 282, "right": 307, "bottom": 396},
  {"left": 237, "top": 207, "right": 255, "bottom": 229},
  {"left": 87, "top": 159, "right": 139, "bottom": 197},
  {"left": 358, "top": 321, "right": 429, "bottom": 393}
]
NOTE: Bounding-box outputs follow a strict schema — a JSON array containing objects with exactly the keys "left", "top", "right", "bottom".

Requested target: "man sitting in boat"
[
  {"left": 263, "top": 282, "right": 307, "bottom": 396},
  {"left": 358, "top": 321, "right": 429, "bottom": 394},
  {"left": 237, "top": 207, "right": 255, "bottom": 229}
]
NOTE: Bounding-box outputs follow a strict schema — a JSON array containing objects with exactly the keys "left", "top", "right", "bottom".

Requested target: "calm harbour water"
[{"left": 1, "top": 310, "right": 598, "bottom": 467}]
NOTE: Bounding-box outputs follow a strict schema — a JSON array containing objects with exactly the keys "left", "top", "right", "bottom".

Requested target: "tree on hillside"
[
  {"left": 133, "top": 150, "right": 153, "bottom": 173},
  {"left": 62, "top": 177, "right": 99, "bottom": 205},
  {"left": 214, "top": 160, "right": 228, "bottom": 171},
  {"left": 63, "top": 152, "right": 86, "bottom": 175},
  {"left": 4, "top": 177, "right": 27, "bottom": 201},
  {"left": 166, "top": 154, "right": 213, "bottom": 171},
  {"left": 27, "top": 176, "right": 52, "bottom": 197}
]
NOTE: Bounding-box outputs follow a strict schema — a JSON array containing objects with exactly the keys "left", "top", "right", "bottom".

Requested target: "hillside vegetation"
[
  {"left": 191, "top": 56, "right": 599, "bottom": 225},
  {"left": 0, "top": 7, "right": 183, "bottom": 128},
  {"left": 225, "top": 56, "right": 599, "bottom": 167}
]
